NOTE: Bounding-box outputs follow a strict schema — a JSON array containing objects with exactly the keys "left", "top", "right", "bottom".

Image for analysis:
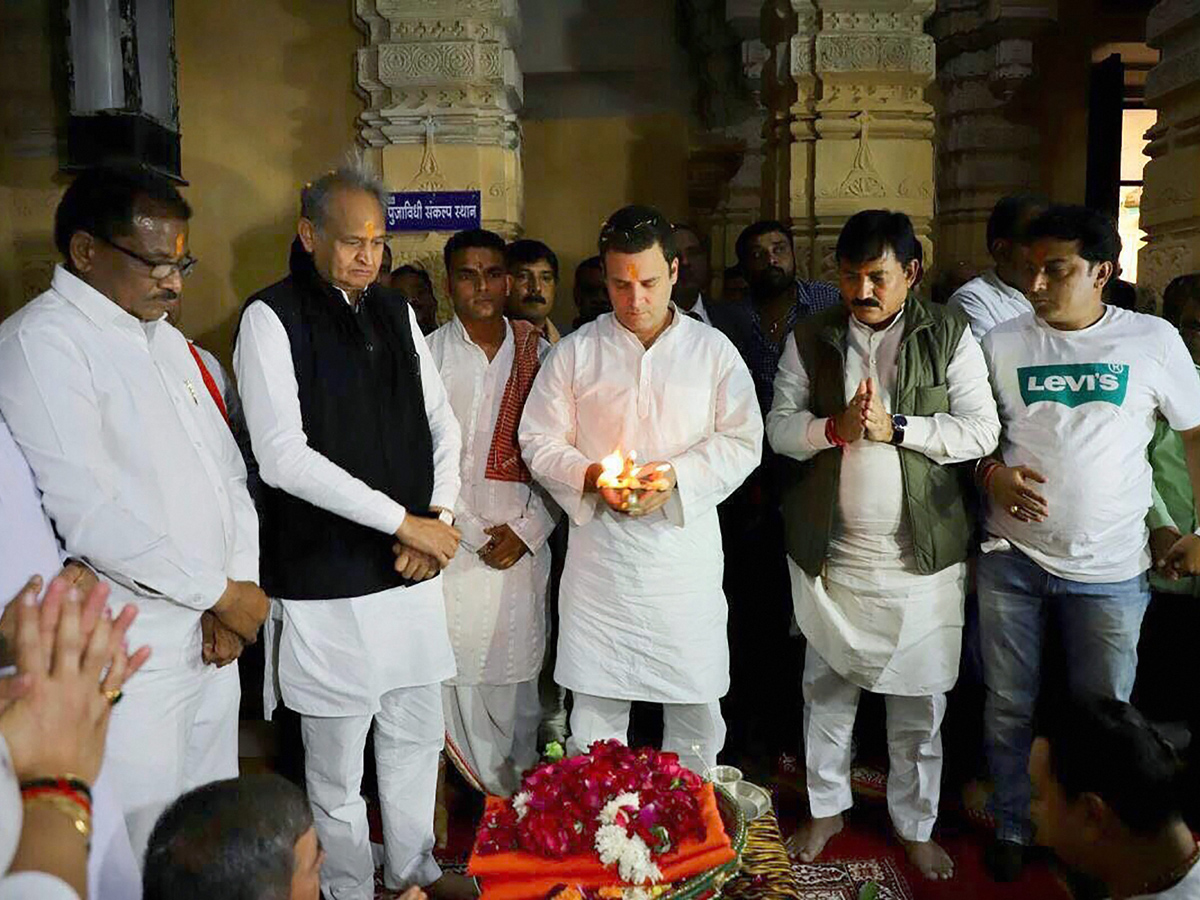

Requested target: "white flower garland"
[
  {"left": 513, "top": 791, "right": 531, "bottom": 821},
  {"left": 593, "top": 792, "right": 664, "bottom": 886}
]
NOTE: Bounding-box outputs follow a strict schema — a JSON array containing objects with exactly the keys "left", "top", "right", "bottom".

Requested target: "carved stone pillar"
[
  {"left": 929, "top": 1, "right": 1056, "bottom": 276},
  {"left": 703, "top": 22, "right": 770, "bottom": 286},
  {"left": 680, "top": 0, "right": 770, "bottom": 293},
  {"left": 355, "top": 0, "right": 522, "bottom": 314},
  {"left": 762, "top": 1, "right": 802, "bottom": 226},
  {"left": 783, "top": 1, "right": 937, "bottom": 280},
  {"left": 1138, "top": 0, "right": 1200, "bottom": 297}
]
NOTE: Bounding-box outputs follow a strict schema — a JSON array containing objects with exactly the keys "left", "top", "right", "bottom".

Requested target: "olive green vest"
[{"left": 782, "top": 298, "right": 975, "bottom": 577}]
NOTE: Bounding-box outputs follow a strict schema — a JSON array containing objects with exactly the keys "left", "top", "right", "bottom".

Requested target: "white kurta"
[
  {"left": 767, "top": 310, "right": 1000, "bottom": 696},
  {"left": 948, "top": 269, "right": 1032, "bottom": 341},
  {"left": 0, "top": 265, "right": 258, "bottom": 867},
  {"left": 519, "top": 310, "right": 763, "bottom": 703},
  {"left": 0, "top": 266, "right": 259, "bottom": 668},
  {"left": 427, "top": 317, "right": 556, "bottom": 686},
  {"left": 235, "top": 297, "right": 460, "bottom": 716},
  {"left": 0, "top": 418, "right": 142, "bottom": 900}
]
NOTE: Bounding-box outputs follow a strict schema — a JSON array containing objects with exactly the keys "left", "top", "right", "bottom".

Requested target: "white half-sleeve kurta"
[
  {"left": 519, "top": 310, "right": 763, "bottom": 703},
  {"left": 235, "top": 298, "right": 460, "bottom": 717},
  {"left": 0, "top": 266, "right": 258, "bottom": 669},
  {"left": 428, "top": 317, "right": 557, "bottom": 686},
  {"left": 767, "top": 311, "right": 1000, "bottom": 695}
]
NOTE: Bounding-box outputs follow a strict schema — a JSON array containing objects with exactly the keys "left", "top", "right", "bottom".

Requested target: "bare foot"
[
  {"left": 785, "top": 813, "right": 845, "bottom": 863},
  {"left": 901, "top": 837, "right": 955, "bottom": 881}
]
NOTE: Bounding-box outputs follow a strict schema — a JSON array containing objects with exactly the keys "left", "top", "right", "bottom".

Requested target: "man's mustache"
[
  {"left": 520, "top": 292, "right": 547, "bottom": 304},
  {"left": 153, "top": 290, "right": 179, "bottom": 302},
  {"left": 851, "top": 298, "right": 881, "bottom": 308}
]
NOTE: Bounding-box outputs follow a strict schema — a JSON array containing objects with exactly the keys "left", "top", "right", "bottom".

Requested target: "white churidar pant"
[
  {"left": 102, "top": 658, "right": 240, "bottom": 862},
  {"left": 802, "top": 645, "right": 946, "bottom": 842},
  {"left": 566, "top": 692, "right": 726, "bottom": 777},
  {"left": 300, "top": 683, "right": 444, "bottom": 900}
]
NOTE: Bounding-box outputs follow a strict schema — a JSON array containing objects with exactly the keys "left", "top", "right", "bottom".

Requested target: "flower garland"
[{"left": 476, "top": 740, "right": 707, "bottom": 886}]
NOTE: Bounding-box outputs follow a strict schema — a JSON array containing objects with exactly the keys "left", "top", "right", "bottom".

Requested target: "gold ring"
[
  {"left": 102, "top": 688, "right": 123, "bottom": 706},
  {"left": 1010, "top": 505, "right": 1020, "bottom": 516}
]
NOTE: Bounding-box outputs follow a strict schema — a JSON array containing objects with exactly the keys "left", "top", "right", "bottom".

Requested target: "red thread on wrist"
[
  {"left": 20, "top": 784, "right": 92, "bottom": 817},
  {"left": 825, "top": 417, "right": 847, "bottom": 449}
]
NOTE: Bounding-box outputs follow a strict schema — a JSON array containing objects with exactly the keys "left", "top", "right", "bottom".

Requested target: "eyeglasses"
[{"left": 96, "top": 235, "right": 198, "bottom": 280}]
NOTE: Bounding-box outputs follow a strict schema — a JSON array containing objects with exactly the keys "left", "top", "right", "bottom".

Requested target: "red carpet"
[
  {"left": 774, "top": 771, "right": 1071, "bottom": 900},
  {"left": 778, "top": 804, "right": 1069, "bottom": 900}
]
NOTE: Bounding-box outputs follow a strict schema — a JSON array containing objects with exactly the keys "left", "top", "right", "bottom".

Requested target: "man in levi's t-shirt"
[{"left": 975, "top": 205, "right": 1200, "bottom": 882}]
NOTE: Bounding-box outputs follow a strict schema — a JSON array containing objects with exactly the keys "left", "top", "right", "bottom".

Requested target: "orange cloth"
[{"left": 469, "top": 784, "right": 735, "bottom": 900}]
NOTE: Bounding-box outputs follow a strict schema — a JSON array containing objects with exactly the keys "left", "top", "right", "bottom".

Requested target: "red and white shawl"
[{"left": 484, "top": 318, "right": 542, "bottom": 483}]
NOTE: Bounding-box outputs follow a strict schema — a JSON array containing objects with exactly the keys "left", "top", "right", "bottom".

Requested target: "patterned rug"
[{"left": 790, "top": 859, "right": 913, "bottom": 900}]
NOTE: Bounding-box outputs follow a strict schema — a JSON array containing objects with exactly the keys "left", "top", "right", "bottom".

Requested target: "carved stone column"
[
  {"left": 700, "top": 14, "right": 770, "bottom": 285},
  {"left": 762, "top": 1, "right": 802, "bottom": 226},
  {"left": 355, "top": 0, "right": 522, "bottom": 312},
  {"left": 679, "top": 0, "right": 771, "bottom": 293},
  {"left": 929, "top": 1, "right": 1056, "bottom": 275},
  {"left": 783, "top": 1, "right": 937, "bottom": 280},
  {"left": 723, "top": 29, "right": 770, "bottom": 231},
  {"left": 1138, "top": 0, "right": 1200, "bottom": 297}
]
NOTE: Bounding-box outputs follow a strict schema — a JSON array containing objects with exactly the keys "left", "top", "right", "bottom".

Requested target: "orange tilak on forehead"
[
  {"left": 626, "top": 262, "right": 639, "bottom": 281},
  {"left": 365, "top": 220, "right": 377, "bottom": 240},
  {"left": 174, "top": 233, "right": 185, "bottom": 257}
]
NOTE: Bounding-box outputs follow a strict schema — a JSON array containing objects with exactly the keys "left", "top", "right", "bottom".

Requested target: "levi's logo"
[{"left": 1018, "top": 363, "right": 1129, "bottom": 408}]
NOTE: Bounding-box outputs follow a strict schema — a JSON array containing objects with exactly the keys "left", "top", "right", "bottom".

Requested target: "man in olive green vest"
[{"left": 766, "top": 211, "right": 1000, "bottom": 880}]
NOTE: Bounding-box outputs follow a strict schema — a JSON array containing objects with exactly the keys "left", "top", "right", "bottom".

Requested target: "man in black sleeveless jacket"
[{"left": 234, "top": 164, "right": 470, "bottom": 900}]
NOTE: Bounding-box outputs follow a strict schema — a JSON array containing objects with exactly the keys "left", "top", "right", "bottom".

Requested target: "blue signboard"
[{"left": 386, "top": 190, "right": 481, "bottom": 232}]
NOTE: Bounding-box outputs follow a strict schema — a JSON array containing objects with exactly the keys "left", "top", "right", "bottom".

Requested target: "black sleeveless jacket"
[{"left": 245, "top": 241, "right": 435, "bottom": 599}]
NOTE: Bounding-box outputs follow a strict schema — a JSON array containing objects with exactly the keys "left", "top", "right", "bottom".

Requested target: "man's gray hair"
[{"left": 300, "top": 157, "right": 389, "bottom": 229}]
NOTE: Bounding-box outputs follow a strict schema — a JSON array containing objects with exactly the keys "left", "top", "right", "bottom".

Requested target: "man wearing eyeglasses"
[
  {"left": 519, "top": 205, "right": 763, "bottom": 775},
  {"left": 0, "top": 164, "right": 266, "bottom": 859}
]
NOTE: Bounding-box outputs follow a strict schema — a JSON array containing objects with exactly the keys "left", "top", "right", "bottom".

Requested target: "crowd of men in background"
[{"left": 3, "top": 160, "right": 1200, "bottom": 900}]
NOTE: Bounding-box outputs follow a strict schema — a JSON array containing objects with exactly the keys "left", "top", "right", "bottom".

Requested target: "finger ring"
[
  {"left": 1010, "top": 505, "right": 1020, "bottom": 516},
  {"left": 102, "top": 688, "right": 123, "bottom": 706}
]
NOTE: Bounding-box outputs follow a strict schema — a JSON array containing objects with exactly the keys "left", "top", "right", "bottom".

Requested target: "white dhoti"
[
  {"left": 102, "top": 657, "right": 240, "bottom": 861},
  {"left": 264, "top": 578, "right": 455, "bottom": 900},
  {"left": 566, "top": 692, "right": 726, "bottom": 776},
  {"left": 442, "top": 680, "right": 541, "bottom": 796},
  {"left": 802, "top": 645, "right": 946, "bottom": 842}
]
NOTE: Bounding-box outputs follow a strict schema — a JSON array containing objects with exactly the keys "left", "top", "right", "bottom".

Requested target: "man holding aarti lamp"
[{"left": 519, "top": 205, "right": 763, "bottom": 776}]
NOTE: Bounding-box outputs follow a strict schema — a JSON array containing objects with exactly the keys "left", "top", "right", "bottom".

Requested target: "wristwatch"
[
  {"left": 436, "top": 508, "right": 455, "bottom": 527},
  {"left": 889, "top": 414, "right": 907, "bottom": 446}
]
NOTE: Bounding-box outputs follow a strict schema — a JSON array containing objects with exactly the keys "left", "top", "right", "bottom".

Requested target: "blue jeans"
[{"left": 978, "top": 547, "right": 1149, "bottom": 844}]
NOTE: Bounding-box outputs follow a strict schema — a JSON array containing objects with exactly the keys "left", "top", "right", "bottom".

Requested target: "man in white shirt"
[
  {"left": 0, "top": 418, "right": 143, "bottom": 900},
  {"left": 977, "top": 205, "right": 1200, "bottom": 881},
  {"left": 235, "top": 164, "right": 469, "bottom": 900},
  {"left": 767, "top": 210, "right": 1000, "bottom": 880},
  {"left": 519, "top": 205, "right": 763, "bottom": 775},
  {"left": 671, "top": 223, "right": 713, "bottom": 325},
  {"left": 429, "top": 229, "right": 556, "bottom": 795},
  {"left": 949, "top": 193, "right": 1047, "bottom": 340},
  {"left": 0, "top": 165, "right": 267, "bottom": 860},
  {"left": 1028, "top": 699, "right": 1200, "bottom": 900}
]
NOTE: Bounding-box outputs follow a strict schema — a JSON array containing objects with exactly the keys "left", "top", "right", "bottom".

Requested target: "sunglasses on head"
[{"left": 598, "top": 212, "right": 670, "bottom": 251}]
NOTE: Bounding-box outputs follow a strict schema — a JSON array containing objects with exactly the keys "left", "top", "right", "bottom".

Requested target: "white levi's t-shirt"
[{"left": 981, "top": 307, "right": 1200, "bottom": 583}]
